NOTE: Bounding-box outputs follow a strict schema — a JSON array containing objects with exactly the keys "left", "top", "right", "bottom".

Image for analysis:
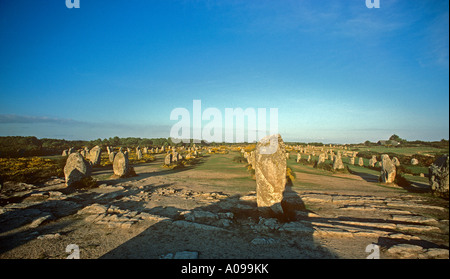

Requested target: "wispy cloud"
[{"left": 0, "top": 114, "right": 80, "bottom": 124}]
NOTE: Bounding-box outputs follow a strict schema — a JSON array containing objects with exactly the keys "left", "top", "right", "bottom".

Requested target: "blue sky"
[{"left": 0, "top": 0, "right": 448, "bottom": 143}]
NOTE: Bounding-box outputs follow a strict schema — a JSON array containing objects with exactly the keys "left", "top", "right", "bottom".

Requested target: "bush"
[{"left": 286, "top": 167, "right": 296, "bottom": 185}]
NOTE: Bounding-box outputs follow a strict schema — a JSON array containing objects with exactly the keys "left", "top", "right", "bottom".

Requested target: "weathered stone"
[
  {"left": 64, "top": 152, "right": 92, "bottom": 186},
  {"left": 358, "top": 157, "right": 364, "bottom": 166},
  {"left": 296, "top": 153, "right": 301, "bottom": 163},
  {"left": 136, "top": 148, "right": 143, "bottom": 160},
  {"left": 333, "top": 155, "right": 344, "bottom": 170},
  {"left": 255, "top": 134, "right": 286, "bottom": 215},
  {"left": 369, "top": 155, "right": 377, "bottom": 167},
  {"left": 317, "top": 153, "right": 326, "bottom": 164},
  {"left": 62, "top": 150, "right": 68, "bottom": 156},
  {"left": 164, "top": 153, "right": 172, "bottom": 165},
  {"left": 429, "top": 154, "right": 449, "bottom": 198},
  {"left": 113, "top": 151, "right": 130, "bottom": 177},
  {"left": 380, "top": 154, "right": 396, "bottom": 183},
  {"left": 349, "top": 157, "right": 355, "bottom": 165},
  {"left": 411, "top": 158, "right": 419, "bottom": 165},
  {"left": 89, "top": 145, "right": 102, "bottom": 166}
]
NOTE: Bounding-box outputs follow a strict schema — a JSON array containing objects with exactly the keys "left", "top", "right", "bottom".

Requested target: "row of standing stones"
[{"left": 63, "top": 137, "right": 449, "bottom": 208}]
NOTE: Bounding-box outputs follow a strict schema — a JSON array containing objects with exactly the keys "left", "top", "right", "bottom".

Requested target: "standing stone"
[
  {"left": 411, "top": 158, "right": 419, "bottom": 165},
  {"left": 317, "top": 153, "right": 326, "bottom": 164},
  {"left": 358, "top": 157, "right": 364, "bottom": 166},
  {"left": 113, "top": 152, "right": 130, "bottom": 177},
  {"left": 172, "top": 152, "right": 179, "bottom": 162},
  {"left": 255, "top": 134, "right": 286, "bottom": 215},
  {"left": 369, "top": 155, "right": 377, "bottom": 167},
  {"left": 307, "top": 155, "right": 311, "bottom": 162},
  {"left": 62, "top": 150, "right": 68, "bottom": 156},
  {"left": 109, "top": 151, "right": 116, "bottom": 163},
  {"left": 380, "top": 154, "right": 396, "bottom": 183},
  {"left": 64, "top": 153, "right": 92, "bottom": 187},
  {"left": 89, "top": 146, "right": 102, "bottom": 166},
  {"left": 143, "top": 147, "right": 148, "bottom": 154},
  {"left": 137, "top": 149, "right": 143, "bottom": 160},
  {"left": 296, "top": 153, "right": 301, "bottom": 163},
  {"left": 333, "top": 154, "right": 344, "bottom": 170},
  {"left": 285, "top": 153, "right": 290, "bottom": 159},
  {"left": 164, "top": 153, "right": 172, "bottom": 165},
  {"left": 249, "top": 151, "right": 256, "bottom": 170},
  {"left": 429, "top": 154, "right": 449, "bottom": 198},
  {"left": 349, "top": 157, "right": 355, "bottom": 165},
  {"left": 106, "top": 146, "right": 111, "bottom": 154}
]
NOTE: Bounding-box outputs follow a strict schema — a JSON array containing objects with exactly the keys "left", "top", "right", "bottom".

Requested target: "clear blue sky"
[{"left": 0, "top": 0, "right": 448, "bottom": 143}]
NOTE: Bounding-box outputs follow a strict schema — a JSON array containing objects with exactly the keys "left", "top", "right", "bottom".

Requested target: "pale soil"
[{"left": 0, "top": 153, "right": 448, "bottom": 259}]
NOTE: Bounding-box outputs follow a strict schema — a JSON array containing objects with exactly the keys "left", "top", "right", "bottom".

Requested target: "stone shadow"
[{"left": 99, "top": 185, "right": 338, "bottom": 259}]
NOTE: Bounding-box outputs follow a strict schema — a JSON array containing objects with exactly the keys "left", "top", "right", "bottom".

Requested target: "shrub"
[{"left": 286, "top": 167, "right": 296, "bottom": 185}]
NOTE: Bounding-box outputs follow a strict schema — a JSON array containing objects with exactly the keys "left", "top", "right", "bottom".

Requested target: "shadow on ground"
[{"left": 99, "top": 184, "right": 339, "bottom": 259}]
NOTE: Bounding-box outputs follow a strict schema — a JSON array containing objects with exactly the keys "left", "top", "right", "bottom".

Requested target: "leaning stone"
[{"left": 255, "top": 134, "right": 286, "bottom": 215}]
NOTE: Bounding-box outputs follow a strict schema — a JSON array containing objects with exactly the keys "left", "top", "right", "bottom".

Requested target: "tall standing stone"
[
  {"left": 64, "top": 153, "right": 92, "bottom": 187},
  {"left": 296, "top": 153, "right": 301, "bottom": 163},
  {"left": 113, "top": 152, "right": 130, "bottom": 177},
  {"left": 137, "top": 149, "right": 143, "bottom": 160},
  {"left": 429, "top": 154, "right": 449, "bottom": 198},
  {"left": 89, "top": 145, "right": 102, "bottom": 166},
  {"left": 255, "top": 134, "right": 286, "bottom": 215},
  {"left": 380, "top": 154, "right": 396, "bottom": 183},
  {"left": 358, "top": 157, "right": 364, "bottom": 166}
]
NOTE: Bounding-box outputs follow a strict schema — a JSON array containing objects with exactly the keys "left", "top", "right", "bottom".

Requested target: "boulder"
[
  {"left": 113, "top": 151, "right": 130, "bottom": 177},
  {"left": 255, "top": 134, "right": 286, "bottom": 215},
  {"left": 64, "top": 153, "right": 92, "bottom": 186},
  {"left": 411, "top": 158, "right": 419, "bottom": 165},
  {"left": 429, "top": 154, "right": 449, "bottom": 198},
  {"left": 380, "top": 154, "right": 396, "bottom": 183}
]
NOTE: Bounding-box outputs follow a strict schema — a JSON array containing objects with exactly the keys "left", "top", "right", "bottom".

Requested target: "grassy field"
[{"left": 349, "top": 146, "right": 447, "bottom": 156}]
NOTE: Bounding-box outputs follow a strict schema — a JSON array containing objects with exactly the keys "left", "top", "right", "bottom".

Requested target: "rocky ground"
[{"left": 0, "top": 153, "right": 448, "bottom": 259}]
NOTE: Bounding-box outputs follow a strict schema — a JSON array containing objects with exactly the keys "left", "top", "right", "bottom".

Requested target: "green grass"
[{"left": 351, "top": 146, "right": 447, "bottom": 156}]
